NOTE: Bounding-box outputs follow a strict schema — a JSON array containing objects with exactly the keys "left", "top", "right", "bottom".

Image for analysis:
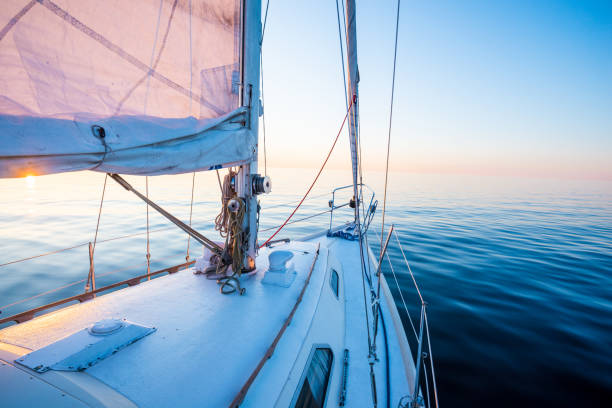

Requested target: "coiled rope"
[
  {"left": 208, "top": 168, "right": 247, "bottom": 294},
  {"left": 215, "top": 197, "right": 246, "bottom": 294},
  {"left": 215, "top": 168, "right": 237, "bottom": 238}
]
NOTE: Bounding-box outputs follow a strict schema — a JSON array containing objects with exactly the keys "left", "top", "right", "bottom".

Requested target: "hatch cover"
[{"left": 15, "top": 319, "right": 155, "bottom": 373}]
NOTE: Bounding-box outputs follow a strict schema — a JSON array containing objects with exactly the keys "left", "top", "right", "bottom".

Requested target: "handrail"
[
  {"left": 0, "top": 260, "right": 194, "bottom": 325},
  {"left": 229, "top": 244, "right": 320, "bottom": 407},
  {"left": 327, "top": 183, "right": 376, "bottom": 233}
]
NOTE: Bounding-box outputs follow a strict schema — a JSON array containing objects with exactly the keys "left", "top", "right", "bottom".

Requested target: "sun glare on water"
[{"left": 25, "top": 174, "right": 35, "bottom": 187}]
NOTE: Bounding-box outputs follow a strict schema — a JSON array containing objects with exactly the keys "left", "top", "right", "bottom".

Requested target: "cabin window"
[
  {"left": 293, "top": 347, "right": 334, "bottom": 408},
  {"left": 330, "top": 269, "right": 339, "bottom": 298}
]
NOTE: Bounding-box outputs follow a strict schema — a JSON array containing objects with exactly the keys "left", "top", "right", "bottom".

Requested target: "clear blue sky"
[{"left": 260, "top": 0, "right": 611, "bottom": 180}]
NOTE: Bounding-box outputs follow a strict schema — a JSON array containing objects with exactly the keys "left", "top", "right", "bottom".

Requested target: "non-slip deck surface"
[{"left": 0, "top": 235, "right": 414, "bottom": 407}]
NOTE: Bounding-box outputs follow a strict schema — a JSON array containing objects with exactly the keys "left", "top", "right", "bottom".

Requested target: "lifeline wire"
[
  {"left": 393, "top": 228, "right": 424, "bottom": 304},
  {"left": 374, "top": 228, "right": 418, "bottom": 339},
  {"left": 0, "top": 262, "right": 146, "bottom": 311},
  {"left": 0, "top": 191, "right": 333, "bottom": 269}
]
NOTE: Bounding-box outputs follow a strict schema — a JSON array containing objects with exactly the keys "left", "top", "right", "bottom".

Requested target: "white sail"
[{"left": 0, "top": 0, "right": 254, "bottom": 177}]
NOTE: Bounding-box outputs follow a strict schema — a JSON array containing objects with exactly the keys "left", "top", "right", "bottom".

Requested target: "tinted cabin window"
[
  {"left": 330, "top": 269, "right": 339, "bottom": 298},
  {"left": 294, "top": 348, "right": 333, "bottom": 408}
]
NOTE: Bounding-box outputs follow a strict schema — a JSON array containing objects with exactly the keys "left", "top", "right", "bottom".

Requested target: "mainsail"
[{"left": 0, "top": 0, "right": 254, "bottom": 177}]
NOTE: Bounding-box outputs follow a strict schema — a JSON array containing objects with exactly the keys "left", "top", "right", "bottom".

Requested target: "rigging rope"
[
  {"left": 215, "top": 169, "right": 223, "bottom": 192},
  {"left": 145, "top": 176, "right": 151, "bottom": 278},
  {"left": 335, "top": 0, "right": 348, "bottom": 108},
  {"left": 340, "top": 5, "right": 382, "bottom": 404},
  {"left": 260, "top": 0, "right": 271, "bottom": 176},
  {"left": 215, "top": 197, "right": 246, "bottom": 295},
  {"left": 260, "top": 55, "right": 268, "bottom": 176},
  {"left": 371, "top": 0, "right": 402, "bottom": 382},
  {"left": 86, "top": 173, "right": 108, "bottom": 292},
  {"left": 186, "top": 172, "right": 196, "bottom": 261},
  {"left": 92, "top": 174, "right": 108, "bottom": 253},
  {"left": 208, "top": 168, "right": 248, "bottom": 294},
  {"left": 259, "top": 206, "right": 342, "bottom": 233},
  {"left": 380, "top": 0, "right": 401, "bottom": 258},
  {"left": 262, "top": 0, "right": 271, "bottom": 43},
  {"left": 215, "top": 168, "right": 237, "bottom": 238},
  {"left": 258, "top": 96, "right": 354, "bottom": 248},
  {"left": 188, "top": 0, "right": 193, "bottom": 113}
]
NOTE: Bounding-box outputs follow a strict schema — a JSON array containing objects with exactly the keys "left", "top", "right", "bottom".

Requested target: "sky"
[{"left": 259, "top": 0, "right": 612, "bottom": 180}]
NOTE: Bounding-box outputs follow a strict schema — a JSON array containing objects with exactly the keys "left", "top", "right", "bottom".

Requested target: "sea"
[{"left": 0, "top": 168, "right": 610, "bottom": 407}]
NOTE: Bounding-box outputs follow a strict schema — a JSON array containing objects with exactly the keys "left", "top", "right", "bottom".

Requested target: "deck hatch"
[{"left": 15, "top": 319, "right": 155, "bottom": 373}]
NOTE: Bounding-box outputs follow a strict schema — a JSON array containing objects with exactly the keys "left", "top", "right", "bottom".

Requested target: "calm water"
[{"left": 0, "top": 169, "right": 611, "bottom": 407}]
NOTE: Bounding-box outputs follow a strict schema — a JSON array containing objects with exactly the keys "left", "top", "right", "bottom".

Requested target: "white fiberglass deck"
[{"left": 0, "top": 233, "right": 414, "bottom": 407}]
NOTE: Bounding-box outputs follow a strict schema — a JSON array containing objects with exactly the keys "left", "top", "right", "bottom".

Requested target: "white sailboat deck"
[{"left": 0, "top": 233, "right": 414, "bottom": 407}]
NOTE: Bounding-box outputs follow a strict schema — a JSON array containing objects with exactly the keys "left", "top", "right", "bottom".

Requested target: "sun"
[{"left": 25, "top": 174, "right": 35, "bottom": 186}]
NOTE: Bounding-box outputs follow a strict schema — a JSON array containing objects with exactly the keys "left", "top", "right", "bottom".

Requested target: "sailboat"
[{"left": 0, "top": 1, "right": 436, "bottom": 407}]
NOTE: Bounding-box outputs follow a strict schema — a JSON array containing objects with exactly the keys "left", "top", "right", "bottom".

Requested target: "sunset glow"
[{"left": 25, "top": 175, "right": 35, "bottom": 187}]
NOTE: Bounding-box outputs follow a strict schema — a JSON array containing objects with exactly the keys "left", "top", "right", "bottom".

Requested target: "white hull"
[{"left": 0, "top": 230, "right": 415, "bottom": 407}]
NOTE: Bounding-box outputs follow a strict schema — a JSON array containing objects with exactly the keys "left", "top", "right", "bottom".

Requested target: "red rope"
[{"left": 259, "top": 96, "right": 355, "bottom": 248}]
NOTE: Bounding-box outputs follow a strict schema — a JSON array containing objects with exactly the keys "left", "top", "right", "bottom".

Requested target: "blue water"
[{"left": 1, "top": 169, "right": 611, "bottom": 407}]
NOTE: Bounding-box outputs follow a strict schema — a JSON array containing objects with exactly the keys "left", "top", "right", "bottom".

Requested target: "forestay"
[{"left": 0, "top": 0, "right": 254, "bottom": 177}]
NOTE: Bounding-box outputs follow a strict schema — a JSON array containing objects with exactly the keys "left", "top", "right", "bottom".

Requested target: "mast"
[
  {"left": 345, "top": 0, "right": 361, "bottom": 212},
  {"left": 236, "top": 0, "right": 263, "bottom": 270}
]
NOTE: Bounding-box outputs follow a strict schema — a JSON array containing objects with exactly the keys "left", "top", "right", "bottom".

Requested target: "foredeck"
[
  {"left": 0, "top": 241, "right": 324, "bottom": 407},
  {"left": 315, "top": 235, "right": 414, "bottom": 408},
  {"left": 0, "top": 234, "right": 415, "bottom": 407}
]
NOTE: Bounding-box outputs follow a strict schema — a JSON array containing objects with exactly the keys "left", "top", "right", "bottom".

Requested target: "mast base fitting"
[{"left": 252, "top": 174, "right": 271, "bottom": 195}]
